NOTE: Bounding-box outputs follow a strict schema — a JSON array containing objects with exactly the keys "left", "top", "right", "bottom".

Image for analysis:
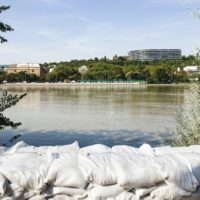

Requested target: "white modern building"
[
  {"left": 183, "top": 66, "right": 199, "bottom": 73},
  {"left": 128, "top": 49, "right": 182, "bottom": 61}
]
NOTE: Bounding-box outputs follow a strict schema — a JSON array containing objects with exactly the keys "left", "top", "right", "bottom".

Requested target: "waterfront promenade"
[{"left": 0, "top": 82, "right": 189, "bottom": 88}]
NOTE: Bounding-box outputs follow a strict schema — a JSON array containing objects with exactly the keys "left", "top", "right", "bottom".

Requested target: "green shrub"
[{"left": 170, "top": 84, "right": 200, "bottom": 146}]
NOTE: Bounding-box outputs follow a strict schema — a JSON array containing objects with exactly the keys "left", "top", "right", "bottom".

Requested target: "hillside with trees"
[{"left": 41, "top": 55, "right": 200, "bottom": 84}]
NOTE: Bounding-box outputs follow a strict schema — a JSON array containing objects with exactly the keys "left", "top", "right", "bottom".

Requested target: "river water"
[{"left": 0, "top": 85, "right": 188, "bottom": 147}]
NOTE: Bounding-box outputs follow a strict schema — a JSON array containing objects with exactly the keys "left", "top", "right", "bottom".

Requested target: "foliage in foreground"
[
  {"left": 170, "top": 84, "right": 200, "bottom": 146},
  {"left": 0, "top": 91, "right": 26, "bottom": 146},
  {"left": 0, "top": 5, "right": 14, "bottom": 43},
  {"left": 0, "top": 91, "right": 26, "bottom": 129}
]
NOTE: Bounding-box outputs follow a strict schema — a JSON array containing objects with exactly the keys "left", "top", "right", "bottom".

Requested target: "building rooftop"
[{"left": 16, "top": 63, "right": 40, "bottom": 68}]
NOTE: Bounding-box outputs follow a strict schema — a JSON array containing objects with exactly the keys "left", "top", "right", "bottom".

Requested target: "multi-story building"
[
  {"left": 128, "top": 49, "right": 182, "bottom": 61},
  {"left": 5, "top": 63, "right": 42, "bottom": 77}
]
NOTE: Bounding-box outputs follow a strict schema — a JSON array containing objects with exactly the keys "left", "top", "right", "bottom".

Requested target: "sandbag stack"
[{"left": 0, "top": 142, "right": 200, "bottom": 200}]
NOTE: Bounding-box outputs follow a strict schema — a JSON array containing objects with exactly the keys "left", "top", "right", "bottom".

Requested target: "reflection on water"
[{"left": 0, "top": 85, "right": 188, "bottom": 147}]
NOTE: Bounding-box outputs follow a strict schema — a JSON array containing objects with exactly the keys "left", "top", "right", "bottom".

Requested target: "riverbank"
[{"left": 0, "top": 82, "right": 191, "bottom": 88}]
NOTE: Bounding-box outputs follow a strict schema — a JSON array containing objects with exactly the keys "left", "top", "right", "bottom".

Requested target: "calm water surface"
[{"left": 0, "top": 85, "right": 188, "bottom": 147}]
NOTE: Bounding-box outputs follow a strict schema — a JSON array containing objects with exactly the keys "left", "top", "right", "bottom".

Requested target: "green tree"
[
  {"left": 147, "top": 66, "right": 171, "bottom": 83},
  {"left": 153, "top": 67, "right": 169, "bottom": 83},
  {"left": 47, "top": 65, "right": 81, "bottom": 82},
  {"left": 125, "top": 71, "right": 144, "bottom": 80},
  {"left": 0, "top": 5, "right": 14, "bottom": 43},
  {"left": 174, "top": 71, "right": 189, "bottom": 83}
]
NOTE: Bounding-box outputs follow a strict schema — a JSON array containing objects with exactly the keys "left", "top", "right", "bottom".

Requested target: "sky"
[{"left": 0, "top": 0, "right": 200, "bottom": 64}]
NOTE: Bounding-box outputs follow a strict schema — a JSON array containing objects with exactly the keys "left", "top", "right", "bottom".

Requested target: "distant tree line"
[
  {"left": 44, "top": 55, "right": 199, "bottom": 83},
  {"left": 1, "top": 55, "right": 200, "bottom": 84},
  {"left": 0, "top": 71, "right": 39, "bottom": 83}
]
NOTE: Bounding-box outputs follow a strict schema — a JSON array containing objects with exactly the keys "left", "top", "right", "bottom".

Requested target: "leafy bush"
[{"left": 170, "top": 84, "right": 200, "bottom": 146}]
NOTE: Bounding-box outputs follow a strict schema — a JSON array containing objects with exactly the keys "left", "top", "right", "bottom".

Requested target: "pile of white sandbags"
[{"left": 0, "top": 142, "right": 200, "bottom": 199}]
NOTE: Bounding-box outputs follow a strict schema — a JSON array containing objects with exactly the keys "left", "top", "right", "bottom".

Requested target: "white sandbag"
[
  {"left": 188, "top": 146, "right": 200, "bottom": 154},
  {"left": 5, "top": 141, "right": 28, "bottom": 154},
  {"left": 174, "top": 146, "right": 200, "bottom": 154},
  {"left": 44, "top": 187, "right": 85, "bottom": 198},
  {"left": 37, "top": 141, "right": 80, "bottom": 154},
  {"left": 181, "top": 188, "right": 200, "bottom": 200},
  {"left": 49, "top": 195, "right": 72, "bottom": 200},
  {"left": 154, "top": 146, "right": 198, "bottom": 156},
  {"left": 6, "top": 189, "right": 38, "bottom": 200},
  {"left": 86, "top": 184, "right": 124, "bottom": 200},
  {"left": 46, "top": 153, "right": 86, "bottom": 189},
  {"left": 0, "top": 146, "right": 7, "bottom": 156},
  {"left": 157, "top": 154, "right": 199, "bottom": 192},
  {"left": 181, "top": 153, "right": 200, "bottom": 184},
  {"left": 6, "top": 189, "right": 24, "bottom": 200},
  {"left": 112, "top": 145, "right": 139, "bottom": 154},
  {"left": 22, "top": 190, "right": 39, "bottom": 200},
  {"left": 135, "top": 186, "right": 157, "bottom": 199},
  {"left": 146, "top": 183, "right": 191, "bottom": 200},
  {"left": 112, "top": 143, "right": 154, "bottom": 156},
  {"left": 29, "top": 195, "right": 46, "bottom": 200},
  {"left": 153, "top": 146, "right": 175, "bottom": 155},
  {"left": 112, "top": 153, "right": 164, "bottom": 189},
  {"left": 139, "top": 144, "right": 154, "bottom": 156},
  {"left": 79, "top": 153, "right": 117, "bottom": 186},
  {"left": 80, "top": 144, "right": 111, "bottom": 155},
  {"left": 3, "top": 183, "right": 25, "bottom": 200},
  {"left": 112, "top": 192, "right": 137, "bottom": 200},
  {"left": 0, "top": 173, "right": 8, "bottom": 197},
  {"left": 7, "top": 141, "right": 80, "bottom": 155},
  {"left": 0, "top": 152, "right": 51, "bottom": 192}
]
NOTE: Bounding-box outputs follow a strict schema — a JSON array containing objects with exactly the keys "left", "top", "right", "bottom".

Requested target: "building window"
[{"left": 32, "top": 70, "right": 34, "bottom": 73}]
